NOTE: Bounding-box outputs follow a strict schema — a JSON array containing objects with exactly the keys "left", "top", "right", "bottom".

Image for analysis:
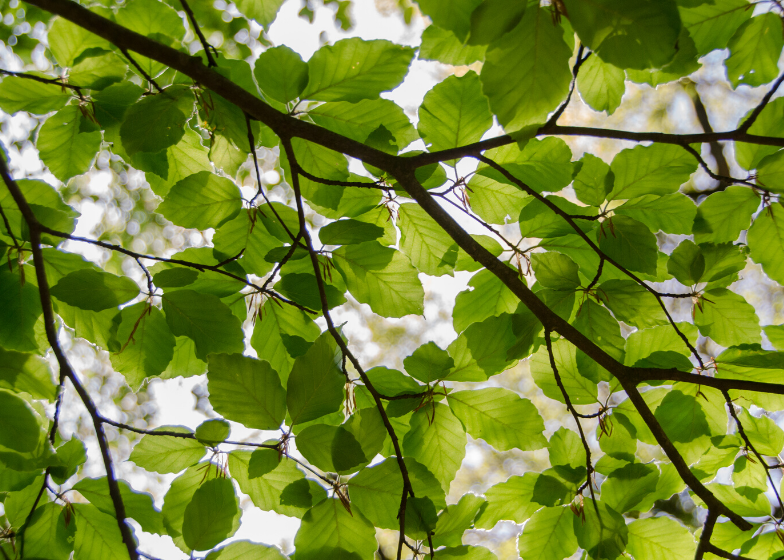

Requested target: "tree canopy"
[{"left": 1, "top": 0, "right": 784, "bottom": 559}]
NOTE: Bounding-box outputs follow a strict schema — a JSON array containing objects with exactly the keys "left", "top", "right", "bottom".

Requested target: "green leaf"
[
  {"left": 157, "top": 171, "right": 242, "bottom": 230},
  {"left": 0, "top": 77, "right": 71, "bottom": 115},
  {"left": 51, "top": 269, "right": 139, "bottom": 312},
  {"left": 530, "top": 339, "right": 599, "bottom": 405},
  {"left": 480, "top": 5, "right": 572, "bottom": 131},
  {"left": 576, "top": 55, "right": 625, "bottom": 115},
  {"left": 21, "top": 502, "right": 74, "bottom": 560},
  {"left": 573, "top": 153, "right": 613, "bottom": 207},
  {"left": 436, "top": 546, "right": 497, "bottom": 560},
  {"left": 73, "top": 476, "right": 166, "bottom": 535},
  {"left": 564, "top": 0, "right": 681, "bottom": 70},
  {"left": 286, "top": 332, "right": 344, "bottom": 425},
  {"left": 532, "top": 253, "right": 580, "bottom": 291},
  {"left": 162, "top": 463, "right": 223, "bottom": 549},
  {"left": 756, "top": 150, "right": 784, "bottom": 194},
  {"left": 573, "top": 501, "right": 628, "bottom": 560},
  {"left": 194, "top": 419, "right": 230, "bottom": 445},
  {"left": 333, "top": 241, "right": 424, "bottom": 317},
  {"left": 679, "top": 0, "right": 752, "bottom": 56},
  {"left": 348, "top": 456, "right": 446, "bottom": 530},
  {"left": 739, "top": 409, "right": 784, "bottom": 456},
  {"left": 69, "top": 52, "right": 127, "bottom": 90},
  {"left": 72, "top": 504, "right": 129, "bottom": 560},
  {"left": 474, "top": 473, "right": 543, "bottom": 529},
  {"left": 726, "top": 13, "right": 784, "bottom": 88},
  {"left": 162, "top": 289, "right": 245, "bottom": 360},
  {"left": 48, "top": 17, "right": 109, "bottom": 67},
  {"left": 207, "top": 353, "right": 287, "bottom": 430},
  {"left": 449, "top": 388, "right": 546, "bottom": 452},
  {"left": 398, "top": 203, "right": 458, "bottom": 276},
  {"left": 695, "top": 288, "right": 761, "bottom": 347},
  {"left": 596, "top": 279, "right": 668, "bottom": 329},
  {"left": 319, "top": 219, "right": 384, "bottom": 245},
  {"left": 403, "top": 403, "right": 466, "bottom": 493},
  {"left": 229, "top": 451, "right": 326, "bottom": 518},
  {"left": 310, "top": 99, "right": 418, "bottom": 150},
  {"left": 301, "top": 38, "right": 415, "bottom": 102},
  {"left": 453, "top": 268, "right": 518, "bottom": 333},
  {"left": 517, "top": 506, "right": 578, "bottom": 560},
  {"left": 574, "top": 298, "right": 625, "bottom": 361},
  {"left": 293, "top": 499, "right": 378, "bottom": 560},
  {"left": 0, "top": 390, "right": 41, "bottom": 452},
  {"left": 119, "top": 85, "right": 194, "bottom": 155},
  {"left": 447, "top": 313, "right": 531, "bottom": 381},
  {"left": 418, "top": 71, "right": 492, "bottom": 155},
  {"left": 251, "top": 299, "right": 320, "bottom": 384},
  {"left": 417, "top": 0, "right": 482, "bottom": 42},
  {"left": 110, "top": 303, "right": 175, "bottom": 389},
  {"left": 466, "top": 170, "right": 529, "bottom": 225},
  {"left": 597, "top": 216, "right": 659, "bottom": 275},
  {"left": 116, "top": 0, "right": 184, "bottom": 40},
  {"left": 236, "top": 0, "right": 286, "bottom": 27},
  {"left": 748, "top": 203, "right": 784, "bottom": 284},
  {"left": 296, "top": 423, "right": 366, "bottom": 474},
  {"left": 741, "top": 531, "right": 784, "bottom": 560},
  {"left": 404, "top": 342, "right": 454, "bottom": 383},
  {"left": 614, "top": 193, "right": 697, "bottom": 234},
  {"left": 609, "top": 144, "right": 697, "bottom": 201},
  {"left": 693, "top": 186, "right": 760, "bottom": 243},
  {"left": 600, "top": 463, "right": 659, "bottom": 513},
  {"left": 37, "top": 106, "right": 102, "bottom": 182},
  {"left": 129, "top": 426, "right": 205, "bottom": 474},
  {"left": 254, "top": 45, "right": 308, "bottom": 104},
  {"left": 0, "top": 347, "right": 55, "bottom": 401},
  {"left": 206, "top": 541, "right": 287, "bottom": 560},
  {"left": 432, "top": 493, "right": 486, "bottom": 547},
  {"left": 419, "top": 25, "right": 487, "bottom": 66},
  {"left": 183, "top": 478, "right": 241, "bottom": 551},
  {"left": 468, "top": 0, "right": 527, "bottom": 45},
  {"left": 518, "top": 195, "right": 595, "bottom": 239}
]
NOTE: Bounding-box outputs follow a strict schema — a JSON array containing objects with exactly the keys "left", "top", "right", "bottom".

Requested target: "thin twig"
[
  {"left": 179, "top": 0, "right": 217, "bottom": 67},
  {"left": 0, "top": 68, "right": 83, "bottom": 95},
  {"left": 120, "top": 47, "right": 163, "bottom": 93},
  {"left": 546, "top": 43, "right": 589, "bottom": 126},
  {"left": 723, "top": 391, "right": 784, "bottom": 520},
  {"left": 544, "top": 329, "right": 599, "bottom": 515}
]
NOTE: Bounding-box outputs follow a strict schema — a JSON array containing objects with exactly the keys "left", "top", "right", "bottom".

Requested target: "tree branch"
[
  {"left": 178, "top": 0, "right": 217, "bottom": 67},
  {"left": 282, "top": 136, "right": 414, "bottom": 559},
  {"left": 545, "top": 329, "right": 599, "bottom": 512},
  {"left": 0, "top": 157, "right": 140, "bottom": 560},
  {"left": 477, "top": 154, "right": 704, "bottom": 368}
]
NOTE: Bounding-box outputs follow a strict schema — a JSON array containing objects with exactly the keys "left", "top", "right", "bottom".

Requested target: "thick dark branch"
[
  {"left": 178, "top": 0, "right": 217, "bottom": 67},
  {"left": 25, "top": 0, "right": 784, "bottom": 177},
  {"left": 633, "top": 369, "right": 784, "bottom": 396},
  {"left": 0, "top": 157, "right": 140, "bottom": 560},
  {"left": 695, "top": 509, "right": 719, "bottom": 560},
  {"left": 282, "top": 137, "right": 414, "bottom": 560}
]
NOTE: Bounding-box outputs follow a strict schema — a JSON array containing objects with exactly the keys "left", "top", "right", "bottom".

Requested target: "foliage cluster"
[{"left": 1, "top": 0, "right": 784, "bottom": 559}]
